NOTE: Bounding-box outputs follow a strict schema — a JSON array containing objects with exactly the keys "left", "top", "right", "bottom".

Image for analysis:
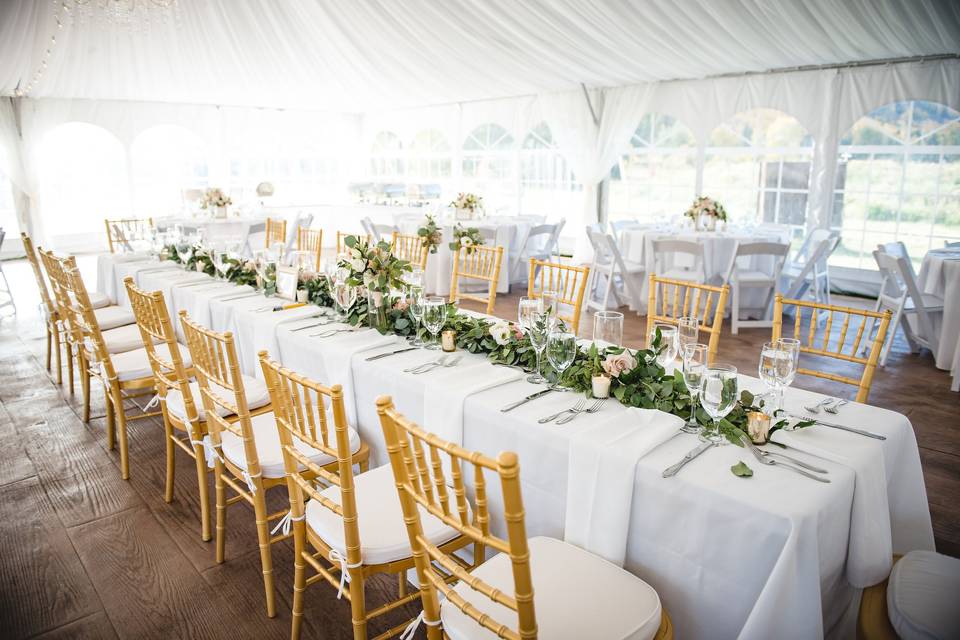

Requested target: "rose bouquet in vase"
[
  {"left": 450, "top": 192, "right": 484, "bottom": 221},
  {"left": 339, "top": 235, "right": 412, "bottom": 333},
  {"left": 199, "top": 188, "right": 233, "bottom": 219},
  {"left": 684, "top": 196, "right": 728, "bottom": 232}
]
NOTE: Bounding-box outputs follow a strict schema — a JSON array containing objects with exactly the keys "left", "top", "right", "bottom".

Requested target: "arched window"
[
  {"left": 519, "top": 122, "right": 581, "bottom": 223},
  {"left": 408, "top": 129, "right": 451, "bottom": 179},
  {"left": 38, "top": 123, "right": 128, "bottom": 246},
  {"left": 462, "top": 123, "right": 516, "bottom": 212},
  {"left": 609, "top": 113, "right": 696, "bottom": 222},
  {"left": 703, "top": 108, "right": 813, "bottom": 238},
  {"left": 131, "top": 125, "right": 209, "bottom": 217},
  {"left": 369, "top": 131, "right": 404, "bottom": 179},
  {"left": 832, "top": 100, "right": 960, "bottom": 269}
]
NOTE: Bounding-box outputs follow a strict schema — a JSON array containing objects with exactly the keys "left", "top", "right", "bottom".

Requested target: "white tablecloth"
[
  {"left": 917, "top": 248, "right": 960, "bottom": 388},
  {"left": 394, "top": 214, "right": 541, "bottom": 295},
  {"left": 102, "top": 256, "right": 935, "bottom": 640},
  {"left": 156, "top": 215, "right": 267, "bottom": 244},
  {"left": 619, "top": 225, "right": 791, "bottom": 313}
]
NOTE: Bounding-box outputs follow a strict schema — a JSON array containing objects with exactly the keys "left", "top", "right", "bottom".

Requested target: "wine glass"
[
  {"left": 648, "top": 323, "right": 679, "bottom": 369},
  {"left": 254, "top": 250, "right": 276, "bottom": 293},
  {"left": 677, "top": 316, "right": 699, "bottom": 350},
  {"left": 525, "top": 310, "right": 550, "bottom": 384},
  {"left": 406, "top": 266, "right": 424, "bottom": 288},
  {"left": 290, "top": 250, "right": 314, "bottom": 274},
  {"left": 541, "top": 289, "right": 560, "bottom": 328},
  {"left": 517, "top": 296, "right": 542, "bottom": 329},
  {"left": 758, "top": 341, "right": 786, "bottom": 411},
  {"left": 699, "top": 364, "right": 738, "bottom": 444},
  {"left": 422, "top": 297, "right": 447, "bottom": 350},
  {"left": 332, "top": 282, "right": 356, "bottom": 321},
  {"left": 408, "top": 285, "right": 425, "bottom": 346},
  {"left": 545, "top": 331, "right": 577, "bottom": 388},
  {"left": 592, "top": 311, "right": 623, "bottom": 347},
  {"left": 681, "top": 343, "right": 708, "bottom": 434}
]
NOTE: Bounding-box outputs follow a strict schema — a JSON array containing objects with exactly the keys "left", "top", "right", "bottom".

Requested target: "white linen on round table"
[
  {"left": 618, "top": 226, "right": 791, "bottom": 313},
  {"left": 156, "top": 215, "right": 267, "bottom": 244},
  {"left": 394, "top": 214, "right": 539, "bottom": 295},
  {"left": 917, "top": 249, "right": 960, "bottom": 389},
  {"left": 111, "top": 261, "right": 934, "bottom": 640},
  {"left": 96, "top": 252, "right": 181, "bottom": 307}
]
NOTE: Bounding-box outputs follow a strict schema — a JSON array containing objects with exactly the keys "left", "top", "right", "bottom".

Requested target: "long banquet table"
[{"left": 101, "top": 252, "right": 935, "bottom": 640}]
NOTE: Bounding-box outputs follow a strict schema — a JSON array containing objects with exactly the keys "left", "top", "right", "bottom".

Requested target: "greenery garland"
[
  {"left": 449, "top": 223, "right": 484, "bottom": 254},
  {"left": 416, "top": 214, "right": 443, "bottom": 254}
]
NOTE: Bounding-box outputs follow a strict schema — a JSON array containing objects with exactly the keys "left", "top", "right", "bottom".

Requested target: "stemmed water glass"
[
  {"left": 406, "top": 266, "right": 424, "bottom": 289},
  {"left": 592, "top": 310, "right": 624, "bottom": 347},
  {"left": 524, "top": 310, "right": 550, "bottom": 384},
  {"left": 422, "top": 297, "right": 447, "bottom": 350},
  {"left": 677, "top": 316, "right": 699, "bottom": 350},
  {"left": 332, "top": 281, "right": 356, "bottom": 321},
  {"left": 546, "top": 331, "right": 577, "bottom": 388},
  {"left": 681, "top": 343, "right": 708, "bottom": 434},
  {"left": 407, "top": 285, "right": 425, "bottom": 346},
  {"left": 648, "top": 323, "right": 679, "bottom": 368},
  {"left": 759, "top": 338, "right": 800, "bottom": 412},
  {"left": 517, "top": 296, "right": 542, "bottom": 329},
  {"left": 254, "top": 250, "right": 276, "bottom": 292},
  {"left": 699, "top": 364, "right": 738, "bottom": 444},
  {"left": 541, "top": 289, "right": 560, "bottom": 329}
]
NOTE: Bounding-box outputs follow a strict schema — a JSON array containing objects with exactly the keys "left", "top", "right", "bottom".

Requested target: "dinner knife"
[
  {"left": 662, "top": 442, "right": 715, "bottom": 478},
  {"left": 365, "top": 347, "right": 418, "bottom": 361},
  {"left": 500, "top": 388, "right": 554, "bottom": 412},
  {"left": 788, "top": 414, "right": 887, "bottom": 440}
]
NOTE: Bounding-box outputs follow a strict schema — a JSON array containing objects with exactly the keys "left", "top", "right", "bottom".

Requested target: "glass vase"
[{"left": 367, "top": 290, "right": 389, "bottom": 333}]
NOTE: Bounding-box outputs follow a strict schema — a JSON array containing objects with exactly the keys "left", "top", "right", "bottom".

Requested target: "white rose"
[
  {"left": 489, "top": 321, "right": 511, "bottom": 346},
  {"left": 350, "top": 257, "right": 366, "bottom": 272},
  {"left": 462, "top": 236, "right": 473, "bottom": 247},
  {"left": 363, "top": 271, "right": 375, "bottom": 286},
  {"left": 352, "top": 247, "right": 363, "bottom": 259}
]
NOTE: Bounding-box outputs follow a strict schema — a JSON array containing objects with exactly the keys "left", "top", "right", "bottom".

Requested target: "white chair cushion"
[
  {"left": 887, "top": 550, "right": 960, "bottom": 640},
  {"left": 734, "top": 269, "right": 776, "bottom": 284},
  {"left": 306, "top": 464, "right": 464, "bottom": 566},
  {"left": 93, "top": 305, "right": 136, "bottom": 330},
  {"left": 166, "top": 374, "right": 270, "bottom": 422},
  {"left": 110, "top": 343, "right": 191, "bottom": 382},
  {"left": 101, "top": 324, "right": 153, "bottom": 354},
  {"left": 222, "top": 411, "right": 360, "bottom": 479},
  {"left": 88, "top": 291, "right": 112, "bottom": 309},
  {"left": 441, "top": 537, "right": 662, "bottom": 640}
]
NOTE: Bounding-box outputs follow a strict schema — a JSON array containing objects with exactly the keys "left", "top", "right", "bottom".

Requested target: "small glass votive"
[
  {"left": 441, "top": 330, "right": 456, "bottom": 352},
  {"left": 591, "top": 374, "right": 611, "bottom": 398},
  {"left": 747, "top": 411, "right": 772, "bottom": 444},
  {"left": 296, "top": 289, "right": 309, "bottom": 303}
]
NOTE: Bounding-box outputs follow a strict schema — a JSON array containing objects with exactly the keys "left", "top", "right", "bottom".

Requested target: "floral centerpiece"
[
  {"left": 684, "top": 195, "right": 727, "bottom": 232},
  {"left": 448, "top": 224, "right": 484, "bottom": 255},
  {"left": 338, "top": 235, "right": 412, "bottom": 332},
  {"left": 451, "top": 192, "right": 483, "bottom": 221},
  {"left": 417, "top": 214, "right": 443, "bottom": 254},
  {"left": 199, "top": 188, "right": 233, "bottom": 218}
]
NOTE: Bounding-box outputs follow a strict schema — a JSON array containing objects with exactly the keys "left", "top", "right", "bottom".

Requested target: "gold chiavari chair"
[
  {"left": 337, "top": 231, "right": 372, "bottom": 255},
  {"left": 261, "top": 353, "right": 460, "bottom": 640},
  {"left": 527, "top": 259, "right": 590, "bottom": 335},
  {"left": 265, "top": 217, "right": 287, "bottom": 248},
  {"left": 51, "top": 257, "right": 162, "bottom": 479},
  {"left": 390, "top": 231, "right": 429, "bottom": 271},
  {"left": 296, "top": 227, "right": 323, "bottom": 271},
  {"left": 450, "top": 245, "right": 504, "bottom": 315},
  {"left": 647, "top": 274, "right": 729, "bottom": 365},
  {"left": 772, "top": 294, "right": 891, "bottom": 403},
  {"left": 23, "top": 233, "right": 67, "bottom": 383},
  {"left": 376, "top": 397, "right": 674, "bottom": 640},
  {"left": 105, "top": 217, "right": 154, "bottom": 254}
]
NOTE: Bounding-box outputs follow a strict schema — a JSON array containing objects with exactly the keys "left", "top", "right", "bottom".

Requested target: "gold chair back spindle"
[
  {"left": 265, "top": 217, "right": 287, "bottom": 248},
  {"left": 527, "top": 259, "right": 590, "bottom": 335},
  {"left": 390, "top": 231, "right": 429, "bottom": 270},
  {"left": 337, "top": 231, "right": 372, "bottom": 255},
  {"left": 646, "top": 274, "right": 729, "bottom": 365},
  {"left": 296, "top": 227, "right": 323, "bottom": 271},
  {"left": 772, "top": 294, "right": 891, "bottom": 403},
  {"left": 105, "top": 217, "right": 154, "bottom": 253},
  {"left": 450, "top": 244, "right": 504, "bottom": 315}
]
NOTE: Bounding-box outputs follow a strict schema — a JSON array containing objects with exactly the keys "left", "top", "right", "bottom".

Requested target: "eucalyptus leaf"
[{"left": 731, "top": 461, "right": 753, "bottom": 478}]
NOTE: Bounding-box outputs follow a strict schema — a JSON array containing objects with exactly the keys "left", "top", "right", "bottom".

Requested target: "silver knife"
[
  {"left": 500, "top": 388, "right": 554, "bottom": 412},
  {"left": 219, "top": 292, "right": 262, "bottom": 302},
  {"left": 788, "top": 414, "right": 886, "bottom": 440},
  {"left": 365, "top": 346, "right": 418, "bottom": 361},
  {"left": 662, "top": 442, "right": 715, "bottom": 477}
]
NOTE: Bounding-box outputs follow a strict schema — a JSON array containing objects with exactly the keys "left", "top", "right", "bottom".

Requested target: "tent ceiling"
[{"left": 1, "top": 0, "right": 958, "bottom": 112}]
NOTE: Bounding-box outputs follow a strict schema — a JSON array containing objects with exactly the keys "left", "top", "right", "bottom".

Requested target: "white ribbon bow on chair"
[
  {"left": 270, "top": 509, "right": 305, "bottom": 536},
  {"left": 328, "top": 548, "right": 363, "bottom": 599},
  {"left": 400, "top": 610, "right": 442, "bottom": 640}
]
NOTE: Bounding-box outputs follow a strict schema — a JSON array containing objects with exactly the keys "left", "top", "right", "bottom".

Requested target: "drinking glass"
[
  {"left": 759, "top": 337, "right": 800, "bottom": 411},
  {"left": 648, "top": 323, "right": 679, "bottom": 368},
  {"left": 541, "top": 289, "right": 560, "bottom": 329},
  {"left": 255, "top": 251, "right": 277, "bottom": 293},
  {"left": 422, "top": 297, "right": 447, "bottom": 350},
  {"left": 290, "top": 250, "right": 314, "bottom": 273},
  {"left": 592, "top": 311, "right": 624, "bottom": 347},
  {"left": 699, "top": 364, "right": 738, "bottom": 444},
  {"left": 270, "top": 241, "right": 286, "bottom": 264},
  {"left": 525, "top": 310, "right": 550, "bottom": 384},
  {"left": 777, "top": 338, "right": 801, "bottom": 389},
  {"left": 332, "top": 282, "right": 356, "bottom": 321},
  {"left": 677, "top": 316, "right": 699, "bottom": 350},
  {"left": 408, "top": 285, "right": 425, "bottom": 346},
  {"left": 546, "top": 331, "right": 577, "bottom": 387},
  {"left": 517, "top": 296, "right": 543, "bottom": 329},
  {"left": 681, "top": 343, "right": 708, "bottom": 434},
  {"left": 406, "top": 266, "right": 424, "bottom": 288}
]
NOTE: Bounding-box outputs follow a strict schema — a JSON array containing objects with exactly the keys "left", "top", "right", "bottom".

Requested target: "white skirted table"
[
  {"left": 917, "top": 247, "right": 960, "bottom": 391},
  {"left": 105, "top": 254, "right": 934, "bottom": 640},
  {"left": 156, "top": 215, "right": 267, "bottom": 243}
]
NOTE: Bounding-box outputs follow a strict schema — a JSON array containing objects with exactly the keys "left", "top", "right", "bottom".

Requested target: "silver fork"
[
  {"left": 538, "top": 398, "right": 587, "bottom": 424},
  {"left": 823, "top": 399, "right": 848, "bottom": 414},
  {"left": 741, "top": 435, "right": 830, "bottom": 483},
  {"left": 556, "top": 397, "right": 607, "bottom": 425},
  {"left": 803, "top": 398, "right": 833, "bottom": 413},
  {"left": 413, "top": 355, "right": 462, "bottom": 375},
  {"left": 310, "top": 327, "right": 358, "bottom": 338},
  {"left": 404, "top": 355, "right": 448, "bottom": 374}
]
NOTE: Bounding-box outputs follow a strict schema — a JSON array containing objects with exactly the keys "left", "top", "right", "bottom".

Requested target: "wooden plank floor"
[{"left": 0, "top": 256, "right": 957, "bottom": 639}]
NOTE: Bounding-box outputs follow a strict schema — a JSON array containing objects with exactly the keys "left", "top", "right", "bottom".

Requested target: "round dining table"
[{"left": 917, "top": 246, "right": 960, "bottom": 390}]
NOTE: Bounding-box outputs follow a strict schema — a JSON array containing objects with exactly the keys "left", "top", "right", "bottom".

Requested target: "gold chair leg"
[
  {"left": 81, "top": 361, "right": 91, "bottom": 423},
  {"left": 192, "top": 440, "right": 212, "bottom": 542},
  {"left": 349, "top": 572, "right": 367, "bottom": 640},
  {"left": 164, "top": 422, "right": 176, "bottom": 504},
  {"left": 114, "top": 386, "right": 131, "bottom": 480},
  {"left": 291, "top": 525, "right": 306, "bottom": 640},
  {"left": 53, "top": 324, "right": 62, "bottom": 384},
  {"left": 45, "top": 325, "right": 52, "bottom": 372},
  {"left": 105, "top": 392, "right": 116, "bottom": 450},
  {"left": 66, "top": 343, "right": 74, "bottom": 394},
  {"left": 252, "top": 490, "right": 276, "bottom": 617},
  {"left": 215, "top": 463, "right": 227, "bottom": 564}
]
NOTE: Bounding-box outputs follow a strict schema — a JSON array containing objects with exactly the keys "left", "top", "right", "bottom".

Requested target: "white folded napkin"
[
  {"left": 422, "top": 358, "right": 524, "bottom": 445},
  {"left": 770, "top": 426, "right": 892, "bottom": 587},
  {"left": 318, "top": 327, "right": 400, "bottom": 420},
  {"left": 564, "top": 407, "right": 683, "bottom": 566}
]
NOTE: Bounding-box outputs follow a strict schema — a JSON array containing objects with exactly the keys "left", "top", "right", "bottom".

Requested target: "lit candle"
[
  {"left": 296, "top": 289, "right": 309, "bottom": 303},
  {"left": 747, "top": 411, "right": 771, "bottom": 444},
  {"left": 591, "top": 374, "right": 611, "bottom": 399},
  {"left": 441, "top": 330, "right": 456, "bottom": 352}
]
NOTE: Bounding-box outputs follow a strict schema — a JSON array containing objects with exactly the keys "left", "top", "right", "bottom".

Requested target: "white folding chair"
[
  {"left": 511, "top": 219, "right": 565, "bottom": 283},
  {"left": 361, "top": 216, "right": 396, "bottom": 243},
  {"left": 877, "top": 241, "right": 919, "bottom": 281},
  {"left": 239, "top": 220, "right": 267, "bottom": 258},
  {"left": 608, "top": 219, "right": 638, "bottom": 243},
  {"left": 478, "top": 227, "right": 498, "bottom": 243},
  {"left": 284, "top": 212, "right": 314, "bottom": 259},
  {"left": 782, "top": 229, "right": 838, "bottom": 304},
  {"left": 585, "top": 227, "right": 645, "bottom": 313},
  {"left": 723, "top": 241, "right": 789, "bottom": 334},
  {"left": 0, "top": 228, "right": 15, "bottom": 317},
  {"left": 867, "top": 250, "right": 943, "bottom": 366},
  {"left": 651, "top": 239, "right": 707, "bottom": 284}
]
